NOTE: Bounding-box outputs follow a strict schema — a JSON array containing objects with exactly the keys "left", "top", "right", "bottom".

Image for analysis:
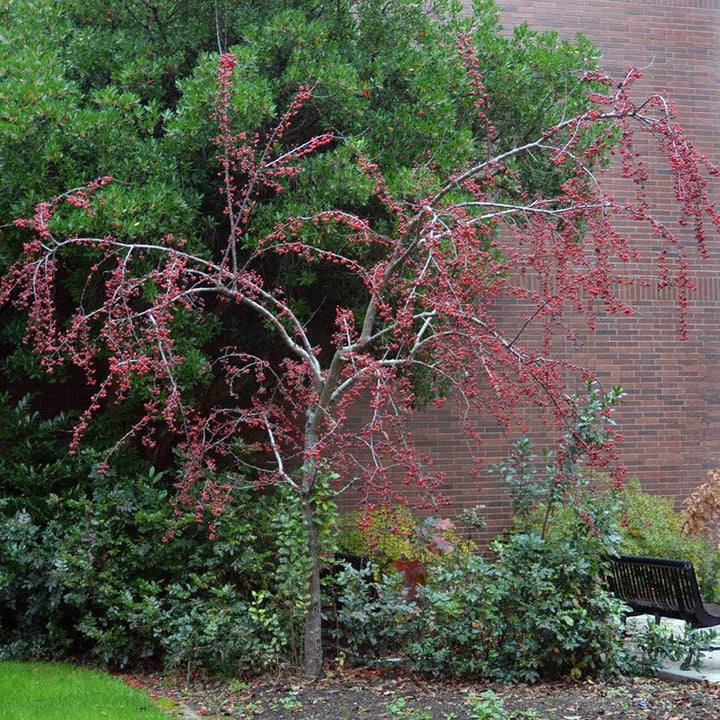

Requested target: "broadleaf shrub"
[
  {"left": 482, "top": 532, "right": 631, "bottom": 683},
  {"left": 0, "top": 396, "right": 321, "bottom": 673},
  {"left": 499, "top": 382, "right": 720, "bottom": 602},
  {"left": 0, "top": 467, "right": 311, "bottom": 672},
  {"left": 334, "top": 533, "right": 633, "bottom": 682},
  {"left": 330, "top": 564, "right": 416, "bottom": 662}
]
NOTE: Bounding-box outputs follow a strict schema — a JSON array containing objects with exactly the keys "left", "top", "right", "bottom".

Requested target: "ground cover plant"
[
  {"left": 2, "top": 0, "right": 720, "bottom": 679},
  {"left": 0, "top": 661, "right": 170, "bottom": 720}
]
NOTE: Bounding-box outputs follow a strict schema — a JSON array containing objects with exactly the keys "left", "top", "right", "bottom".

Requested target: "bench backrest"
[{"left": 605, "top": 555, "right": 703, "bottom": 621}]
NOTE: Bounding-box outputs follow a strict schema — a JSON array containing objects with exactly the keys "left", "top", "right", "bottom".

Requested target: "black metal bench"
[{"left": 605, "top": 555, "right": 720, "bottom": 628}]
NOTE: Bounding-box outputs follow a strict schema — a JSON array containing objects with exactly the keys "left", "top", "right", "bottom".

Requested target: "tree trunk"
[{"left": 301, "top": 483, "right": 324, "bottom": 678}]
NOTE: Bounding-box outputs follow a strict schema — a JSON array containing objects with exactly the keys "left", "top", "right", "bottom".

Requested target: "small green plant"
[
  {"left": 277, "top": 692, "right": 303, "bottom": 711},
  {"left": 386, "top": 697, "right": 409, "bottom": 714},
  {"left": 630, "top": 620, "right": 717, "bottom": 672},
  {"left": 228, "top": 679, "right": 249, "bottom": 693},
  {"left": 385, "top": 697, "right": 432, "bottom": 720},
  {"left": 468, "top": 690, "right": 509, "bottom": 720},
  {"left": 237, "top": 699, "right": 262, "bottom": 719},
  {"left": 459, "top": 504, "right": 488, "bottom": 533}
]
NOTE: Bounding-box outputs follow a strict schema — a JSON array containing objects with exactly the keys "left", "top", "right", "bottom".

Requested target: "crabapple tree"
[{"left": 3, "top": 37, "right": 720, "bottom": 675}]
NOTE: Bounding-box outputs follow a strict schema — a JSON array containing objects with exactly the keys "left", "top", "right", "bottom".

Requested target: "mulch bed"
[{"left": 124, "top": 665, "right": 720, "bottom": 719}]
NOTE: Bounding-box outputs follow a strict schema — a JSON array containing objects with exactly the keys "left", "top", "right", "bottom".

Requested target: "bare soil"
[{"left": 125, "top": 665, "right": 720, "bottom": 719}]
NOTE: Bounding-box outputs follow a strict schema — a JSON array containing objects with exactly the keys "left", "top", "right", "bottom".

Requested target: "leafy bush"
[
  {"left": 334, "top": 532, "right": 632, "bottom": 682},
  {"left": 399, "top": 555, "right": 502, "bottom": 678},
  {"left": 0, "top": 395, "right": 322, "bottom": 673},
  {"left": 482, "top": 532, "right": 631, "bottom": 683},
  {"left": 330, "top": 564, "right": 416, "bottom": 662},
  {"left": 0, "top": 393, "right": 90, "bottom": 517},
  {"left": 621, "top": 481, "right": 720, "bottom": 600},
  {"left": 0, "top": 465, "right": 314, "bottom": 673},
  {"left": 1, "top": 0, "right": 604, "bottom": 397},
  {"left": 409, "top": 532, "right": 631, "bottom": 683}
]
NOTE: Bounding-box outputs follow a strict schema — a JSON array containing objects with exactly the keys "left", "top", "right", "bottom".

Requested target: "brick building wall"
[
  {"left": 491, "top": 0, "right": 720, "bottom": 532},
  {"left": 341, "top": 0, "right": 720, "bottom": 540}
]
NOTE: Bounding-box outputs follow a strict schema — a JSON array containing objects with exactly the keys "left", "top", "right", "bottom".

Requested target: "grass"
[{"left": 0, "top": 661, "right": 171, "bottom": 719}]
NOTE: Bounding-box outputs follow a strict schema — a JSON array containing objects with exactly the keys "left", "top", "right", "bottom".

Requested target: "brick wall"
[
  {"left": 340, "top": 0, "right": 720, "bottom": 541},
  {"left": 493, "top": 0, "right": 720, "bottom": 525}
]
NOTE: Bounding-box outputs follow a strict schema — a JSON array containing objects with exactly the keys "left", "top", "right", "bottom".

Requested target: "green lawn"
[{"left": 0, "top": 662, "right": 171, "bottom": 719}]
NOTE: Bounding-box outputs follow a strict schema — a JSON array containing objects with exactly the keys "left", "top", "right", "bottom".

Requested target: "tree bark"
[
  {"left": 301, "top": 409, "right": 324, "bottom": 679},
  {"left": 301, "top": 486, "right": 324, "bottom": 678}
]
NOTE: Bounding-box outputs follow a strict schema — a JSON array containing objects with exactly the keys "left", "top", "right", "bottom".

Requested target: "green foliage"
[
  {"left": 485, "top": 383, "right": 720, "bottom": 679},
  {"left": 467, "top": 691, "right": 509, "bottom": 720},
  {"left": 0, "top": 0, "right": 602, "bottom": 223},
  {"left": 630, "top": 620, "right": 717, "bottom": 673},
  {"left": 408, "top": 532, "right": 631, "bottom": 683},
  {"left": 0, "top": 397, "right": 319, "bottom": 672},
  {"left": 1, "top": 0, "right": 605, "bottom": 404},
  {"left": 0, "top": 393, "right": 90, "bottom": 517},
  {"left": 495, "top": 382, "right": 626, "bottom": 547},
  {"left": 482, "top": 532, "right": 631, "bottom": 683},
  {"left": 495, "top": 381, "right": 720, "bottom": 603},
  {"left": 334, "top": 387, "right": 635, "bottom": 682},
  {"left": 620, "top": 480, "right": 720, "bottom": 601},
  {"left": 521, "top": 475, "right": 720, "bottom": 602},
  {"left": 331, "top": 564, "right": 417, "bottom": 662},
  {"left": 401, "top": 555, "right": 502, "bottom": 678},
  {"left": 335, "top": 532, "right": 631, "bottom": 682},
  {"left": 337, "top": 506, "right": 476, "bottom": 570},
  {"left": 0, "top": 468, "right": 310, "bottom": 672}
]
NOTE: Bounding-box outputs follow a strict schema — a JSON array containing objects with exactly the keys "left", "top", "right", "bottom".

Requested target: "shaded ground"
[{"left": 125, "top": 666, "right": 720, "bottom": 719}]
